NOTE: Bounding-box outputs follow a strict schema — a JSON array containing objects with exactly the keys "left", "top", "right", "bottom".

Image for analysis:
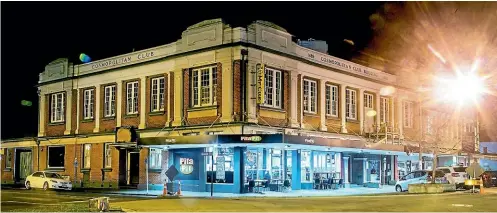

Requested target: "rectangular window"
[
  {"left": 149, "top": 148, "right": 162, "bottom": 170},
  {"left": 206, "top": 147, "right": 235, "bottom": 183},
  {"left": 83, "top": 89, "right": 94, "bottom": 119},
  {"left": 50, "top": 93, "right": 65, "bottom": 123},
  {"left": 104, "top": 85, "right": 116, "bottom": 117},
  {"left": 364, "top": 93, "right": 374, "bottom": 108},
  {"left": 403, "top": 101, "right": 414, "bottom": 128},
  {"left": 263, "top": 67, "right": 282, "bottom": 108},
  {"left": 301, "top": 150, "right": 312, "bottom": 183},
  {"left": 325, "top": 85, "right": 338, "bottom": 117},
  {"left": 47, "top": 146, "right": 65, "bottom": 168},
  {"left": 151, "top": 77, "right": 165, "bottom": 112},
  {"left": 104, "top": 143, "right": 112, "bottom": 168},
  {"left": 346, "top": 89, "right": 357, "bottom": 119},
  {"left": 303, "top": 79, "right": 317, "bottom": 113},
  {"left": 380, "top": 97, "right": 390, "bottom": 124},
  {"left": 126, "top": 81, "right": 139, "bottom": 114},
  {"left": 5, "top": 149, "right": 12, "bottom": 169},
  {"left": 192, "top": 66, "right": 217, "bottom": 107},
  {"left": 83, "top": 144, "right": 91, "bottom": 168}
]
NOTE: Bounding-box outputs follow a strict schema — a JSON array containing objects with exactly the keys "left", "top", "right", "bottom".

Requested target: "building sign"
[
  {"left": 215, "top": 156, "right": 225, "bottom": 180},
  {"left": 90, "top": 51, "right": 155, "bottom": 70},
  {"left": 138, "top": 135, "right": 216, "bottom": 146},
  {"left": 179, "top": 158, "right": 194, "bottom": 175},
  {"left": 295, "top": 46, "right": 396, "bottom": 84},
  {"left": 304, "top": 138, "right": 315, "bottom": 144},
  {"left": 241, "top": 136, "right": 263, "bottom": 142},
  {"left": 115, "top": 127, "right": 136, "bottom": 143},
  {"left": 256, "top": 64, "right": 265, "bottom": 104}
]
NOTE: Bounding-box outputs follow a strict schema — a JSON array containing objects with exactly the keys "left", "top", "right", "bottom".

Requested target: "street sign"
[
  {"left": 466, "top": 163, "right": 485, "bottom": 178},
  {"left": 216, "top": 156, "right": 225, "bottom": 180},
  {"left": 165, "top": 165, "right": 179, "bottom": 181},
  {"left": 201, "top": 152, "right": 213, "bottom": 156}
]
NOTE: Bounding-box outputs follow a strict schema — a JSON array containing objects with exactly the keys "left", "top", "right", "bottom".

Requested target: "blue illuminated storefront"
[{"left": 139, "top": 134, "right": 406, "bottom": 193}]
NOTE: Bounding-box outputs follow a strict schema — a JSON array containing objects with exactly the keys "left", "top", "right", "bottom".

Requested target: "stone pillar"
[
  {"left": 116, "top": 81, "right": 122, "bottom": 127},
  {"left": 38, "top": 93, "right": 46, "bottom": 137},
  {"left": 93, "top": 86, "right": 100, "bottom": 133},
  {"left": 64, "top": 90, "right": 72, "bottom": 135},
  {"left": 290, "top": 72, "right": 299, "bottom": 128},
  {"left": 340, "top": 84, "right": 348, "bottom": 133},
  {"left": 375, "top": 91, "right": 381, "bottom": 129},
  {"left": 172, "top": 70, "right": 183, "bottom": 126},
  {"left": 166, "top": 73, "right": 171, "bottom": 126},
  {"left": 359, "top": 89, "right": 365, "bottom": 135},
  {"left": 75, "top": 89, "right": 80, "bottom": 134},
  {"left": 396, "top": 97, "right": 403, "bottom": 138},
  {"left": 343, "top": 156, "right": 350, "bottom": 183},
  {"left": 221, "top": 62, "right": 233, "bottom": 123},
  {"left": 319, "top": 80, "right": 327, "bottom": 131},
  {"left": 139, "top": 76, "right": 147, "bottom": 129},
  {"left": 363, "top": 158, "right": 367, "bottom": 184},
  {"left": 391, "top": 96, "right": 396, "bottom": 130},
  {"left": 247, "top": 63, "right": 258, "bottom": 123}
]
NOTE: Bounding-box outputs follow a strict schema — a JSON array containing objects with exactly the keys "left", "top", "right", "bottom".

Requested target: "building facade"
[{"left": 1, "top": 19, "right": 475, "bottom": 193}]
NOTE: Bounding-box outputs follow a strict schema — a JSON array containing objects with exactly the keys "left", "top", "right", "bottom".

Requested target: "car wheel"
[
  {"left": 396, "top": 185, "right": 403, "bottom": 192},
  {"left": 25, "top": 181, "right": 31, "bottom": 190},
  {"left": 43, "top": 182, "right": 49, "bottom": 191}
]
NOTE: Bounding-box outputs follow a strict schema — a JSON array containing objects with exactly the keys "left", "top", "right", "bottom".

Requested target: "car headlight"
[{"left": 50, "top": 180, "right": 58, "bottom": 183}]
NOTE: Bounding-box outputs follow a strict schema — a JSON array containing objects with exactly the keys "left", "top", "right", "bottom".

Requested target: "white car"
[
  {"left": 396, "top": 170, "right": 448, "bottom": 192},
  {"left": 25, "top": 171, "right": 72, "bottom": 191},
  {"left": 437, "top": 166, "right": 468, "bottom": 188}
]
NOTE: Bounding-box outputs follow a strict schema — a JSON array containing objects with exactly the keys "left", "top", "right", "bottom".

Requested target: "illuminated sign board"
[
  {"left": 257, "top": 64, "right": 265, "bottom": 104},
  {"left": 179, "top": 158, "right": 194, "bottom": 175},
  {"left": 240, "top": 136, "right": 263, "bottom": 142}
]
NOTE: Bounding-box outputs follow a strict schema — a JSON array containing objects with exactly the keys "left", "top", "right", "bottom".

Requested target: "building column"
[
  {"left": 340, "top": 84, "right": 348, "bottom": 133},
  {"left": 139, "top": 77, "right": 146, "bottom": 129},
  {"left": 290, "top": 72, "right": 299, "bottom": 128},
  {"left": 38, "top": 93, "right": 46, "bottom": 137},
  {"left": 396, "top": 96, "right": 403, "bottom": 138},
  {"left": 319, "top": 80, "right": 327, "bottom": 131},
  {"left": 359, "top": 89, "right": 365, "bottom": 135},
  {"left": 375, "top": 91, "right": 381, "bottom": 129},
  {"left": 343, "top": 156, "right": 350, "bottom": 183},
  {"left": 116, "top": 81, "right": 122, "bottom": 127},
  {"left": 172, "top": 69, "right": 183, "bottom": 126},
  {"left": 166, "top": 73, "right": 171, "bottom": 126},
  {"left": 391, "top": 96, "right": 396, "bottom": 130},
  {"left": 291, "top": 150, "right": 301, "bottom": 190},
  {"left": 93, "top": 86, "right": 100, "bottom": 133},
  {"left": 64, "top": 90, "right": 72, "bottom": 135},
  {"left": 363, "top": 158, "right": 367, "bottom": 184},
  {"left": 221, "top": 62, "right": 233, "bottom": 123}
]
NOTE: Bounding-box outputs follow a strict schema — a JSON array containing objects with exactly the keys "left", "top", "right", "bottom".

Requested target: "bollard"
[
  {"left": 480, "top": 180, "right": 484, "bottom": 194},
  {"left": 163, "top": 182, "right": 168, "bottom": 196},
  {"left": 177, "top": 180, "right": 182, "bottom": 196}
]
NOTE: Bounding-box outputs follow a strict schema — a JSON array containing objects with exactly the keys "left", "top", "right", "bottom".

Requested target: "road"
[{"left": 0, "top": 188, "right": 147, "bottom": 212}]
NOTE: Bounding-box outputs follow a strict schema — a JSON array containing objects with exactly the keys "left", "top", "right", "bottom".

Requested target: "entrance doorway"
[
  {"left": 128, "top": 152, "right": 140, "bottom": 185},
  {"left": 118, "top": 149, "right": 140, "bottom": 188},
  {"left": 15, "top": 149, "right": 32, "bottom": 183}
]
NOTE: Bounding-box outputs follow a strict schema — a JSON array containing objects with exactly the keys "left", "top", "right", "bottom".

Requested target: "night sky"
[{"left": 1, "top": 1, "right": 384, "bottom": 139}]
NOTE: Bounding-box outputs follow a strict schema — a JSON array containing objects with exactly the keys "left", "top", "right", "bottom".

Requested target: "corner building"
[{"left": 1, "top": 19, "right": 473, "bottom": 193}]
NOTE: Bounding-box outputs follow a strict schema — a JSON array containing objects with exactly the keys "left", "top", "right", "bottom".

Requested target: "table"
[{"left": 253, "top": 180, "right": 266, "bottom": 193}]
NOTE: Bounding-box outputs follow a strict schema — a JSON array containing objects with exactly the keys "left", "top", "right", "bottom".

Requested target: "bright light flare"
[
  {"left": 435, "top": 73, "right": 487, "bottom": 106},
  {"left": 427, "top": 44, "right": 446, "bottom": 64}
]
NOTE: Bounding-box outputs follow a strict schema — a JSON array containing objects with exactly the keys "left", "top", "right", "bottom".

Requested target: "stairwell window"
[
  {"left": 325, "top": 84, "right": 338, "bottom": 117},
  {"left": 364, "top": 93, "right": 374, "bottom": 109},
  {"left": 104, "top": 85, "right": 116, "bottom": 117},
  {"left": 345, "top": 89, "right": 357, "bottom": 119},
  {"left": 83, "top": 89, "right": 94, "bottom": 120},
  {"left": 151, "top": 77, "right": 165, "bottom": 112},
  {"left": 303, "top": 79, "right": 317, "bottom": 113},
  {"left": 192, "top": 66, "right": 217, "bottom": 107},
  {"left": 380, "top": 97, "right": 390, "bottom": 124},
  {"left": 403, "top": 101, "right": 414, "bottom": 128},
  {"left": 126, "top": 81, "right": 139, "bottom": 114},
  {"left": 149, "top": 148, "right": 162, "bottom": 170},
  {"left": 263, "top": 67, "right": 282, "bottom": 109},
  {"left": 50, "top": 93, "right": 65, "bottom": 123}
]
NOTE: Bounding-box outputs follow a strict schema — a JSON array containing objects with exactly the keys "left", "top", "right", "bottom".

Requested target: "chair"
[
  {"left": 248, "top": 180, "right": 255, "bottom": 193},
  {"left": 314, "top": 178, "right": 321, "bottom": 190},
  {"left": 338, "top": 179, "right": 344, "bottom": 188}
]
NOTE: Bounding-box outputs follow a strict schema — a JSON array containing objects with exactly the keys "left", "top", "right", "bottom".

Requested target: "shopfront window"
[
  {"left": 206, "top": 147, "right": 234, "bottom": 184},
  {"left": 268, "top": 149, "right": 283, "bottom": 180},
  {"left": 286, "top": 151, "right": 292, "bottom": 180},
  {"left": 301, "top": 151, "right": 312, "bottom": 182},
  {"left": 245, "top": 148, "right": 263, "bottom": 182},
  {"left": 313, "top": 151, "right": 341, "bottom": 179},
  {"left": 368, "top": 159, "right": 381, "bottom": 183},
  {"left": 149, "top": 148, "right": 162, "bottom": 170}
]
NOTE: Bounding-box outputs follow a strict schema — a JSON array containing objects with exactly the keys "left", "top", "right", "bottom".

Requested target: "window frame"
[
  {"left": 50, "top": 92, "right": 65, "bottom": 123},
  {"left": 380, "top": 97, "right": 390, "bottom": 124},
  {"left": 126, "top": 81, "right": 139, "bottom": 115},
  {"left": 262, "top": 67, "right": 283, "bottom": 109},
  {"left": 403, "top": 101, "right": 414, "bottom": 128},
  {"left": 4, "top": 149, "right": 12, "bottom": 169},
  {"left": 47, "top": 146, "right": 65, "bottom": 169},
  {"left": 104, "top": 143, "right": 112, "bottom": 168},
  {"left": 150, "top": 77, "right": 166, "bottom": 112},
  {"left": 345, "top": 89, "right": 357, "bottom": 120},
  {"left": 303, "top": 79, "right": 317, "bottom": 114},
  {"left": 103, "top": 85, "right": 116, "bottom": 117},
  {"left": 149, "top": 148, "right": 162, "bottom": 170},
  {"left": 82, "top": 144, "right": 91, "bottom": 169},
  {"left": 364, "top": 93, "right": 374, "bottom": 109},
  {"left": 83, "top": 88, "right": 95, "bottom": 120},
  {"left": 325, "top": 84, "right": 339, "bottom": 117},
  {"left": 191, "top": 66, "right": 218, "bottom": 108}
]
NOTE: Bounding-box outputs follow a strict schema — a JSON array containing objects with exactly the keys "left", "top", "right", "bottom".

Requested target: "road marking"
[
  {"left": 1, "top": 201, "right": 40, "bottom": 205},
  {"left": 451, "top": 204, "right": 473, "bottom": 207}
]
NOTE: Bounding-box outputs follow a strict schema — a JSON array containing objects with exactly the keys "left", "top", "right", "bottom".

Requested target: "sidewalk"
[{"left": 107, "top": 185, "right": 396, "bottom": 198}]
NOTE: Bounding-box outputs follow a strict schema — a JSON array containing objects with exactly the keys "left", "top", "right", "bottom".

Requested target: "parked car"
[
  {"left": 25, "top": 171, "right": 72, "bottom": 191},
  {"left": 396, "top": 170, "right": 447, "bottom": 192},
  {"left": 437, "top": 166, "right": 468, "bottom": 189}
]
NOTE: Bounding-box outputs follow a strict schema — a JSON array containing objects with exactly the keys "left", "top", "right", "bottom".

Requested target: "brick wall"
[
  {"left": 63, "top": 144, "right": 83, "bottom": 181},
  {"left": 89, "top": 143, "right": 104, "bottom": 182},
  {"left": 297, "top": 74, "right": 302, "bottom": 124},
  {"left": 138, "top": 148, "right": 169, "bottom": 189},
  {"left": 233, "top": 60, "right": 241, "bottom": 121},
  {"left": 45, "top": 93, "right": 66, "bottom": 137},
  {"left": 100, "top": 83, "right": 117, "bottom": 133},
  {"left": 102, "top": 145, "right": 120, "bottom": 183},
  {"left": 1, "top": 148, "right": 14, "bottom": 184},
  {"left": 146, "top": 74, "right": 168, "bottom": 129},
  {"left": 79, "top": 87, "right": 96, "bottom": 134},
  {"left": 182, "top": 68, "right": 190, "bottom": 125},
  {"left": 71, "top": 89, "right": 77, "bottom": 134},
  {"left": 121, "top": 79, "right": 141, "bottom": 128}
]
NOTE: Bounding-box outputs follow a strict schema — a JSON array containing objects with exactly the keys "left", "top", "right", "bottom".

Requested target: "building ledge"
[
  {"left": 101, "top": 168, "right": 112, "bottom": 172},
  {"left": 149, "top": 111, "right": 165, "bottom": 116},
  {"left": 46, "top": 168, "right": 65, "bottom": 172},
  {"left": 3, "top": 168, "right": 12, "bottom": 172},
  {"left": 188, "top": 105, "right": 218, "bottom": 112},
  {"left": 48, "top": 122, "right": 65, "bottom": 126},
  {"left": 102, "top": 116, "right": 116, "bottom": 121}
]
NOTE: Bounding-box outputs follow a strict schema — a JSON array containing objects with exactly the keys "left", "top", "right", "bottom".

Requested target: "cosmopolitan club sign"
[{"left": 295, "top": 46, "right": 396, "bottom": 84}]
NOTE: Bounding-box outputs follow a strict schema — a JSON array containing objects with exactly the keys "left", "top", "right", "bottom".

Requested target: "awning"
[{"left": 138, "top": 135, "right": 216, "bottom": 146}]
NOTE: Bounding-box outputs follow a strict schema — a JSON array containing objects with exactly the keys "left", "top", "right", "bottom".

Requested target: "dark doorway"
[
  {"left": 129, "top": 152, "right": 140, "bottom": 185},
  {"left": 118, "top": 149, "right": 127, "bottom": 186},
  {"left": 14, "top": 149, "right": 32, "bottom": 184},
  {"left": 352, "top": 160, "right": 364, "bottom": 185}
]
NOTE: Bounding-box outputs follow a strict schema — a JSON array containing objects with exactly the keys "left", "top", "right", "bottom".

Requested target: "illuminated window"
[
  {"left": 151, "top": 77, "right": 165, "bottom": 112},
  {"left": 380, "top": 97, "right": 389, "bottom": 124},
  {"left": 83, "top": 89, "right": 94, "bottom": 119},
  {"left": 303, "top": 79, "right": 317, "bottom": 113},
  {"left": 104, "top": 143, "right": 112, "bottom": 168},
  {"left": 83, "top": 144, "right": 91, "bottom": 168},
  {"left": 126, "top": 81, "right": 139, "bottom": 114},
  {"left": 325, "top": 84, "right": 338, "bottom": 117},
  {"left": 364, "top": 93, "right": 374, "bottom": 108},
  {"left": 50, "top": 93, "right": 65, "bottom": 123},
  {"left": 263, "top": 67, "right": 282, "bottom": 108},
  {"left": 104, "top": 85, "right": 116, "bottom": 117},
  {"left": 346, "top": 89, "right": 357, "bottom": 119},
  {"left": 149, "top": 148, "right": 162, "bottom": 170},
  {"left": 192, "top": 66, "right": 217, "bottom": 107}
]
